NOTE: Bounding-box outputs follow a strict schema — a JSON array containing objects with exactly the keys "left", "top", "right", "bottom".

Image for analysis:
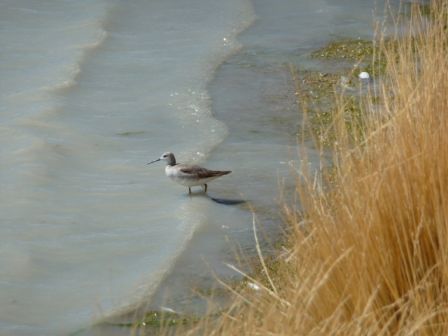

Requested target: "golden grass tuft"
[{"left": 169, "top": 2, "right": 448, "bottom": 335}]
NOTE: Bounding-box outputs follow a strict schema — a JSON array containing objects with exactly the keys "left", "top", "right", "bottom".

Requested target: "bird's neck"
[{"left": 166, "top": 155, "right": 176, "bottom": 166}]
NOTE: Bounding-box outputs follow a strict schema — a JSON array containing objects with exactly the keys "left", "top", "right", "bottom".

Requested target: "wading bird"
[{"left": 148, "top": 152, "right": 231, "bottom": 194}]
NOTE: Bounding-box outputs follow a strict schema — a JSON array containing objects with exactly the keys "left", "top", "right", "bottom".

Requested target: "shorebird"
[{"left": 147, "top": 152, "right": 231, "bottom": 194}]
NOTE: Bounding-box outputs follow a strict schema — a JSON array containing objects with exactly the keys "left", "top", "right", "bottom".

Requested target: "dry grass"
[{"left": 161, "top": 2, "right": 448, "bottom": 335}]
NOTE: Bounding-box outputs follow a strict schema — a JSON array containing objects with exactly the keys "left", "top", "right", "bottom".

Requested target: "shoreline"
[
  {"left": 81, "top": 1, "right": 416, "bottom": 334},
  {"left": 86, "top": 32, "right": 392, "bottom": 334}
]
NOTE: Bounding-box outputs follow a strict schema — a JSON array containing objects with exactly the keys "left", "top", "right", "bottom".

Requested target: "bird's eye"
[{"left": 163, "top": 155, "right": 167, "bottom": 158}]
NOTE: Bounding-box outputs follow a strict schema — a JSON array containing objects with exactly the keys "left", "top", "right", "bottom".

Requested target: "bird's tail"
[{"left": 214, "top": 170, "right": 231, "bottom": 176}]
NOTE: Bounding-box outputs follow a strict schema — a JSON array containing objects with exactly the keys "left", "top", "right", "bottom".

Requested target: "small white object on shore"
[
  {"left": 247, "top": 282, "right": 261, "bottom": 291},
  {"left": 160, "top": 306, "right": 177, "bottom": 314},
  {"left": 358, "top": 71, "right": 370, "bottom": 80}
]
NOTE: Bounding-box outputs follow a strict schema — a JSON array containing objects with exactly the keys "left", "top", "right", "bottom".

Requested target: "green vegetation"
[
  {"left": 311, "top": 38, "right": 389, "bottom": 76},
  {"left": 105, "top": 310, "right": 200, "bottom": 335},
  {"left": 136, "top": 311, "right": 199, "bottom": 328},
  {"left": 299, "top": 41, "right": 372, "bottom": 147},
  {"left": 116, "top": 130, "right": 146, "bottom": 137},
  {"left": 311, "top": 38, "right": 374, "bottom": 61}
]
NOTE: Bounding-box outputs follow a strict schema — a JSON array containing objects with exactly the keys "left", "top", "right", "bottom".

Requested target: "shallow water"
[
  {"left": 1, "top": 0, "right": 398, "bottom": 335},
  {"left": 1, "top": 1, "right": 252, "bottom": 334}
]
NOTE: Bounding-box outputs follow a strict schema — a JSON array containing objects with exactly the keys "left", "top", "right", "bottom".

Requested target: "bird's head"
[{"left": 147, "top": 152, "right": 176, "bottom": 166}]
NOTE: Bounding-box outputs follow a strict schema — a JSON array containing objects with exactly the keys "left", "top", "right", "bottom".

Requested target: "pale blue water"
[
  {"left": 1, "top": 1, "right": 252, "bottom": 334},
  {"left": 0, "top": 0, "right": 398, "bottom": 335}
]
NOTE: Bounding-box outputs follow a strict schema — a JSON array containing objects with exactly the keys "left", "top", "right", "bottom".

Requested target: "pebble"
[
  {"left": 247, "top": 282, "right": 261, "bottom": 291},
  {"left": 358, "top": 71, "right": 370, "bottom": 80}
]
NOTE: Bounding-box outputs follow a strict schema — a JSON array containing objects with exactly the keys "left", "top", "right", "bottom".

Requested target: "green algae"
[
  {"left": 311, "top": 39, "right": 375, "bottom": 61},
  {"left": 138, "top": 311, "right": 200, "bottom": 328},
  {"left": 296, "top": 68, "right": 371, "bottom": 147},
  {"left": 107, "top": 310, "right": 200, "bottom": 331},
  {"left": 295, "top": 36, "right": 391, "bottom": 147},
  {"left": 311, "top": 38, "right": 389, "bottom": 77}
]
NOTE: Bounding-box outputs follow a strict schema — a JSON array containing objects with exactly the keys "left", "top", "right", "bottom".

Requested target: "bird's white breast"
[{"left": 165, "top": 165, "right": 196, "bottom": 187}]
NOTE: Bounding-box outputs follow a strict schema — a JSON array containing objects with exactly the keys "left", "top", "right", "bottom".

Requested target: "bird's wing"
[
  {"left": 178, "top": 165, "right": 211, "bottom": 178},
  {"left": 179, "top": 165, "right": 231, "bottom": 178}
]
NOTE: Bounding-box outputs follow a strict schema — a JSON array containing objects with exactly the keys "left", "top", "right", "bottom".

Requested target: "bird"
[{"left": 147, "top": 152, "right": 231, "bottom": 194}]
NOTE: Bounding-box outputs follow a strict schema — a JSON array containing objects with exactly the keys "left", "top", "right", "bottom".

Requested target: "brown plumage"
[{"left": 179, "top": 165, "right": 231, "bottom": 179}]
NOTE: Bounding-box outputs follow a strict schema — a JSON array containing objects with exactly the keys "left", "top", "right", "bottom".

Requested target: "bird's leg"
[
  {"left": 188, "top": 187, "right": 192, "bottom": 195},
  {"left": 204, "top": 184, "right": 208, "bottom": 193}
]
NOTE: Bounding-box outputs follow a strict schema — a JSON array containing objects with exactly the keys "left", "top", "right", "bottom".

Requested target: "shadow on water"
[
  {"left": 186, "top": 192, "right": 247, "bottom": 206},
  {"left": 210, "top": 197, "right": 247, "bottom": 205}
]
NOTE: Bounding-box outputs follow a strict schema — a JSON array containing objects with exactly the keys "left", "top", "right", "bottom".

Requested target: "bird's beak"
[{"left": 147, "top": 158, "right": 161, "bottom": 165}]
